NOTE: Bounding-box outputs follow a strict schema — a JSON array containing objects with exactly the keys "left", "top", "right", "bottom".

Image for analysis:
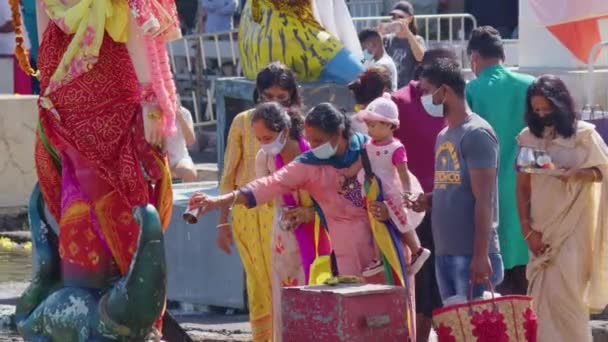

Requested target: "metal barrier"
[
  {"left": 168, "top": 30, "right": 241, "bottom": 127},
  {"left": 346, "top": 0, "right": 384, "bottom": 18},
  {"left": 586, "top": 40, "right": 608, "bottom": 109},
  {"left": 169, "top": 13, "right": 477, "bottom": 127},
  {"left": 352, "top": 13, "right": 477, "bottom": 42}
]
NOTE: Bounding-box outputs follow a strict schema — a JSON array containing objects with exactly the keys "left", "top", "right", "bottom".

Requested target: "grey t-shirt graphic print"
[{"left": 431, "top": 114, "right": 501, "bottom": 256}]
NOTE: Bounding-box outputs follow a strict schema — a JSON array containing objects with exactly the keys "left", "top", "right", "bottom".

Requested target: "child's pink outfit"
[
  {"left": 355, "top": 95, "right": 428, "bottom": 276},
  {"left": 357, "top": 138, "right": 424, "bottom": 233}
]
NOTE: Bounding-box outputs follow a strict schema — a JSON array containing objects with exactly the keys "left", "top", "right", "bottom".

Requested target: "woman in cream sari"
[{"left": 516, "top": 75, "right": 608, "bottom": 342}]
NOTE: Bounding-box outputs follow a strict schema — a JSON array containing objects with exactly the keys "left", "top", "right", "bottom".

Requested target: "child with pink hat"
[{"left": 345, "top": 94, "right": 431, "bottom": 276}]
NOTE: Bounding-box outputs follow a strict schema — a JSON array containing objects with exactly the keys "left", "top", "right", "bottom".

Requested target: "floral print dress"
[{"left": 255, "top": 150, "right": 306, "bottom": 342}]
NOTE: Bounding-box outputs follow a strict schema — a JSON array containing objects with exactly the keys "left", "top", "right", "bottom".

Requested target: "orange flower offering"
[{"left": 9, "top": 0, "right": 37, "bottom": 77}]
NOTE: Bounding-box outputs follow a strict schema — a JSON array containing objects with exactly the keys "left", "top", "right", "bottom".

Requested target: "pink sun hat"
[{"left": 355, "top": 93, "right": 400, "bottom": 127}]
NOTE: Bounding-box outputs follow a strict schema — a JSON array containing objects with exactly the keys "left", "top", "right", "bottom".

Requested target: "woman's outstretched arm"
[{"left": 191, "top": 161, "right": 312, "bottom": 213}]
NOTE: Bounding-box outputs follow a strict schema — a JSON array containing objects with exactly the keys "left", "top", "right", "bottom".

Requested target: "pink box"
[{"left": 282, "top": 284, "right": 410, "bottom": 342}]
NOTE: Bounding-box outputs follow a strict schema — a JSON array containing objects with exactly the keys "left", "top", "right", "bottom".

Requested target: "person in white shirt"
[
  {"left": 166, "top": 101, "right": 198, "bottom": 182},
  {"left": 358, "top": 28, "right": 398, "bottom": 92}
]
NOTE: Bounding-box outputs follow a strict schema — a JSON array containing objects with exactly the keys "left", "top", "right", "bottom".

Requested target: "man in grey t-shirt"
[{"left": 408, "top": 58, "right": 503, "bottom": 304}]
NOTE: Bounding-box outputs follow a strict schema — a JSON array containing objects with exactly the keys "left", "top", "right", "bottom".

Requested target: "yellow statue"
[{"left": 239, "top": 0, "right": 365, "bottom": 84}]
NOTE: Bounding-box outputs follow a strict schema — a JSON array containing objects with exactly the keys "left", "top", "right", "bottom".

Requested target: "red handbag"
[{"left": 432, "top": 284, "right": 537, "bottom": 342}]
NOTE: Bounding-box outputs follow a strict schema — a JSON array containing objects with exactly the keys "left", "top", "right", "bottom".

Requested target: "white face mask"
[
  {"left": 311, "top": 140, "right": 337, "bottom": 159},
  {"left": 261, "top": 131, "right": 286, "bottom": 156},
  {"left": 421, "top": 88, "right": 445, "bottom": 118},
  {"left": 363, "top": 49, "right": 374, "bottom": 62}
]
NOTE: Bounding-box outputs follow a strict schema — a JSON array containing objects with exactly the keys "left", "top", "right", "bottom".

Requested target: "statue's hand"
[{"left": 143, "top": 104, "right": 164, "bottom": 147}]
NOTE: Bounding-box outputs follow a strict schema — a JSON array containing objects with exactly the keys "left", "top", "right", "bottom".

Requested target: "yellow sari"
[{"left": 221, "top": 110, "right": 274, "bottom": 341}]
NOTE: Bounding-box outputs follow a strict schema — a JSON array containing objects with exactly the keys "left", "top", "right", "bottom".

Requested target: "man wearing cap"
[
  {"left": 383, "top": 1, "right": 426, "bottom": 89},
  {"left": 384, "top": 0, "right": 439, "bottom": 16}
]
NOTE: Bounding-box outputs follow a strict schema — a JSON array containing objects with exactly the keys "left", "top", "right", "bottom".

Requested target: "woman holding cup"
[
  {"left": 189, "top": 103, "right": 391, "bottom": 278},
  {"left": 516, "top": 75, "right": 608, "bottom": 341},
  {"left": 194, "top": 62, "right": 302, "bottom": 341}
]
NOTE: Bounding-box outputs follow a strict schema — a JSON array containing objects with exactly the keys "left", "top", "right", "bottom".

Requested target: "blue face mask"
[
  {"left": 363, "top": 49, "right": 374, "bottom": 62},
  {"left": 311, "top": 140, "right": 337, "bottom": 160},
  {"left": 261, "top": 131, "right": 286, "bottom": 156}
]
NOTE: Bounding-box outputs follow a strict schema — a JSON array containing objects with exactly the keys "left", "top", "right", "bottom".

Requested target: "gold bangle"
[
  {"left": 229, "top": 190, "right": 239, "bottom": 210},
  {"left": 524, "top": 230, "right": 534, "bottom": 241},
  {"left": 216, "top": 223, "right": 230, "bottom": 229}
]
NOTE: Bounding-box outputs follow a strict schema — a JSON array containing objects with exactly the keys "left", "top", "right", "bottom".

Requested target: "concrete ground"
[
  {"left": 3, "top": 279, "right": 608, "bottom": 341},
  {"left": 0, "top": 282, "right": 439, "bottom": 342}
]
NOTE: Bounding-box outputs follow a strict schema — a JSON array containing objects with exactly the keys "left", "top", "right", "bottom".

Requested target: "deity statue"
[
  {"left": 8, "top": 0, "right": 181, "bottom": 340},
  {"left": 239, "top": 0, "right": 365, "bottom": 84}
]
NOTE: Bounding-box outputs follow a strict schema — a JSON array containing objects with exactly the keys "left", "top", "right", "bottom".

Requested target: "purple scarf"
[{"left": 274, "top": 137, "right": 316, "bottom": 283}]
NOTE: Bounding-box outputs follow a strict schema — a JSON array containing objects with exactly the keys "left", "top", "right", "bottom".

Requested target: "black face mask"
[
  {"left": 541, "top": 112, "right": 556, "bottom": 127},
  {"left": 530, "top": 112, "right": 556, "bottom": 128}
]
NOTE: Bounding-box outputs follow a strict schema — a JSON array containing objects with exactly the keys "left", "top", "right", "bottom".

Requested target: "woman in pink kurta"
[{"left": 191, "top": 103, "right": 391, "bottom": 277}]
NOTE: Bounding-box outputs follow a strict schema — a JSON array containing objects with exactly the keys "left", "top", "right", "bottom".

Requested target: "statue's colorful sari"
[{"left": 36, "top": 23, "right": 173, "bottom": 278}]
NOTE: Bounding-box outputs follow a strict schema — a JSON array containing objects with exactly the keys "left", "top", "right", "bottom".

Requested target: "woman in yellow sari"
[
  {"left": 217, "top": 62, "right": 301, "bottom": 341},
  {"left": 516, "top": 75, "right": 608, "bottom": 342}
]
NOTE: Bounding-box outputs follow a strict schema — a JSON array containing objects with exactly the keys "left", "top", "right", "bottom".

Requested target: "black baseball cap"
[{"left": 390, "top": 1, "right": 414, "bottom": 17}]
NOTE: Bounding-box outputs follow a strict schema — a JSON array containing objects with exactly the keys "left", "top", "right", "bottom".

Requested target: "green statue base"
[{"left": 15, "top": 184, "right": 167, "bottom": 341}]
